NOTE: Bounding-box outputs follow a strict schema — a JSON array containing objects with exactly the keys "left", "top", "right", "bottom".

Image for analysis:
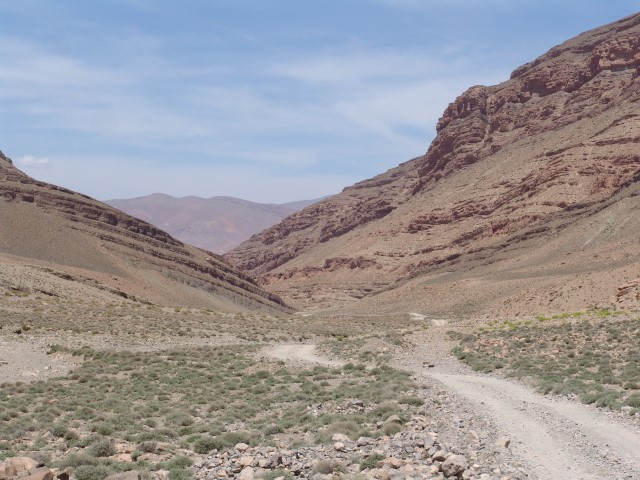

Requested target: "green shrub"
[
  {"left": 313, "top": 459, "right": 345, "bottom": 474},
  {"left": 89, "top": 438, "right": 116, "bottom": 457},
  {"left": 138, "top": 441, "right": 157, "bottom": 453},
  {"left": 625, "top": 393, "right": 640, "bottom": 408},
  {"left": 360, "top": 453, "right": 385, "bottom": 470},
  {"left": 380, "top": 422, "right": 402, "bottom": 436},
  {"left": 74, "top": 464, "right": 114, "bottom": 480},
  {"left": 50, "top": 424, "right": 68, "bottom": 438},
  {"left": 263, "top": 424, "right": 284, "bottom": 436},
  {"left": 193, "top": 437, "right": 218, "bottom": 454},
  {"left": 398, "top": 395, "right": 423, "bottom": 406}
]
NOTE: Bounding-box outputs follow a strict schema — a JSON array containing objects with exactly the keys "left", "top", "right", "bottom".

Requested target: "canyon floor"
[{"left": 1, "top": 273, "right": 639, "bottom": 480}]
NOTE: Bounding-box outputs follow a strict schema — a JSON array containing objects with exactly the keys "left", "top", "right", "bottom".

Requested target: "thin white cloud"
[
  {"left": 270, "top": 49, "right": 508, "bottom": 145},
  {"left": 0, "top": 37, "right": 207, "bottom": 141},
  {"left": 0, "top": 31, "right": 510, "bottom": 199},
  {"left": 271, "top": 51, "right": 452, "bottom": 85},
  {"left": 18, "top": 155, "right": 52, "bottom": 169}
]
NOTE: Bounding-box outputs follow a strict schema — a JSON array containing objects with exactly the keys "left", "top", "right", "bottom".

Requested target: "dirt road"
[
  {"left": 428, "top": 372, "right": 640, "bottom": 479},
  {"left": 263, "top": 343, "right": 343, "bottom": 367},
  {"left": 266, "top": 334, "right": 640, "bottom": 480},
  {"left": 0, "top": 337, "right": 79, "bottom": 383}
]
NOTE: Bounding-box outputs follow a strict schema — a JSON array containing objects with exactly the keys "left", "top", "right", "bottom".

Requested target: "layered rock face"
[
  {"left": 226, "top": 14, "right": 640, "bottom": 316},
  {"left": 0, "top": 152, "right": 290, "bottom": 312}
]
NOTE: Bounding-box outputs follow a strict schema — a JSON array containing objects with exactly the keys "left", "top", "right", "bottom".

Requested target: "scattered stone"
[
  {"left": 357, "top": 436, "right": 374, "bottom": 446},
  {"left": 238, "top": 466, "right": 254, "bottom": 480},
  {"left": 441, "top": 454, "right": 469, "bottom": 478},
  {"left": 235, "top": 443, "right": 250, "bottom": 452},
  {"left": 104, "top": 472, "right": 143, "bottom": 480},
  {"left": 495, "top": 437, "right": 511, "bottom": 448},
  {"left": 380, "top": 457, "right": 403, "bottom": 469},
  {"left": 432, "top": 450, "right": 448, "bottom": 462},
  {"left": 331, "top": 433, "right": 350, "bottom": 443},
  {"left": 463, "top": 430, "right": 480, "bottom": 445},
  {"left": 0, "top": 457, "right": 40, "bottom": 478},
  {"left": 20, "top": 468, "right": 54, "bottom": 480}
]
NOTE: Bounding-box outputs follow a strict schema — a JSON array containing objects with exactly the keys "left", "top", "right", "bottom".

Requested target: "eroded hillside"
[
  {"left": 0, "top": 152, "right": 290, "bottom": 313},
  {"left": 226, "top": 13, "right": 640, "bottom": 316}
]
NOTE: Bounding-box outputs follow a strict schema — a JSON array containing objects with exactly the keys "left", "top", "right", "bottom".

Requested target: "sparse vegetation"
[
  {"left": 0, "top": 338, "right": 420, "bottom": 477},
  {"left": 450, "top": 313, "right": 640, "bottom": 412}
]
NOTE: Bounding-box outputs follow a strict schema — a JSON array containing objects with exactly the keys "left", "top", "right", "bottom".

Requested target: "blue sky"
[{"left": 1, "top": 1, "right": 637, "bottom": 202}]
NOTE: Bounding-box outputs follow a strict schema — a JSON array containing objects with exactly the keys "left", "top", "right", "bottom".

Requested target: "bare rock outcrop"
[{"left": 226, "top": 13, "right": 640, "bottom": 316}]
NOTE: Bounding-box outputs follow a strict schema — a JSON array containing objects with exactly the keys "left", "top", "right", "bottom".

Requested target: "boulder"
[
  {"left": 331, "top": 433, "right": 350, "bottom": 443},
  {"left": 0, "top": 457, "right": 40, "bottom": 479},
  {"left": 104, "top": 472, "right": 144, "bottom": 480},
  {"left": 238, "top": 466, "right": 254, "bottom": 480},
  {"left": 19, "top": 468, "right": 54, "bottom": 480},
  {"left": 441, "top": 454, "right": 469, "bottom": 478}
]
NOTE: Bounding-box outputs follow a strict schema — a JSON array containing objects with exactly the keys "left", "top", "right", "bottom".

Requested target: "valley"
[
  {"left": 1, "top": 9, "right": 640, "bottom": 480},
  {"left": 1, "top": 275, "right": 638, "bottom": 479}
]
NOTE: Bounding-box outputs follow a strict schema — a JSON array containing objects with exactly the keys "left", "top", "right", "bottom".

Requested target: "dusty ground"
[
  {"left": 397, "top": 326, "right": 640, "bottom": 480},
  {"left": 2, "top": 265, "right": 639, "bottom": 479},
  {"left": 264, "top": 318, "right": 640, "bottom": 480},
  {"left": 0, "top": 337, "right": 80, "bottom": 383}
]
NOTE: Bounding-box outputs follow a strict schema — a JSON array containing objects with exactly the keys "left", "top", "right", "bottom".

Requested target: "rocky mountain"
[
  {"left": 0, "top": 151, "right": 290, "bottom": 313},
  {"left": 106, "top": 194, "right": 321, "bottom": 254},
  {"left": 226, "top": 13, "right": 640, "bottom": 317}
]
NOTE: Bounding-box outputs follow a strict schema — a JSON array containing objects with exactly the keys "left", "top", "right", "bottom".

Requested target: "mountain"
[
  {"left": 0, "top": 151, "right": 291, "bottom": 313},
  {"left": 105, "top": 194, "right": 322, "bottom": 254},
  {"left": 226, "top": 13, "right": 640, "bottom": 317}
]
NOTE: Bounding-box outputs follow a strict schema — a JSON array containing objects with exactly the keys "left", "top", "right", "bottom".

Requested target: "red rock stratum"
[
  {"left": 0, "top": 152, "right": 290, "bottom": 313},
  {"left": 226, "top": 13, "right": 640, "bottom": 317}
]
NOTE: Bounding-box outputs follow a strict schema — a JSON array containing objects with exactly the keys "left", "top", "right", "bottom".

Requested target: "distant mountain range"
[{"left": 105, "top": 194, "right": 324, "bottom": 254}]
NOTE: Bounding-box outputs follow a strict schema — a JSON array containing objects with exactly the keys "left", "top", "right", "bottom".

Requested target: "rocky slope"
[
  {"left": 226, "top": 13, "right": 640, "bottom": 316},
  {"left": 0, "top": 151, "right": 290, "bottom": 313},
  {"left": 106, "top": 194, "right": 320, "bottom": 254}
]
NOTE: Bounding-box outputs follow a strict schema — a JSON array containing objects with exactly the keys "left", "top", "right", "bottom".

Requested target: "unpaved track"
[
  {"left": 264, "top": 343, "right": 343, "bottom": 367},
  {"left": 0, "top": 338, "right": 79, "bottom": 383},
  {"left": 428, "top": 372, "right": 640, "bottom": 479},
  {"left": 267, "top": 337, "right": 640, "bottom": 480}
]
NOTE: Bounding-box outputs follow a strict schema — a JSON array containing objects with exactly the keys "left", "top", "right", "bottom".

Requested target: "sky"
[{"left": 1, "top": 1, "right": 638, "bottom": 203}]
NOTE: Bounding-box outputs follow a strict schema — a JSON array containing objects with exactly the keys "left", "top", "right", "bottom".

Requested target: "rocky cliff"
[
  {"left": 226, "top": 13, "right": 640, "bottom": 316},
  {"left": 0, "top": 151, "right": 291, "bottom": 312}
]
